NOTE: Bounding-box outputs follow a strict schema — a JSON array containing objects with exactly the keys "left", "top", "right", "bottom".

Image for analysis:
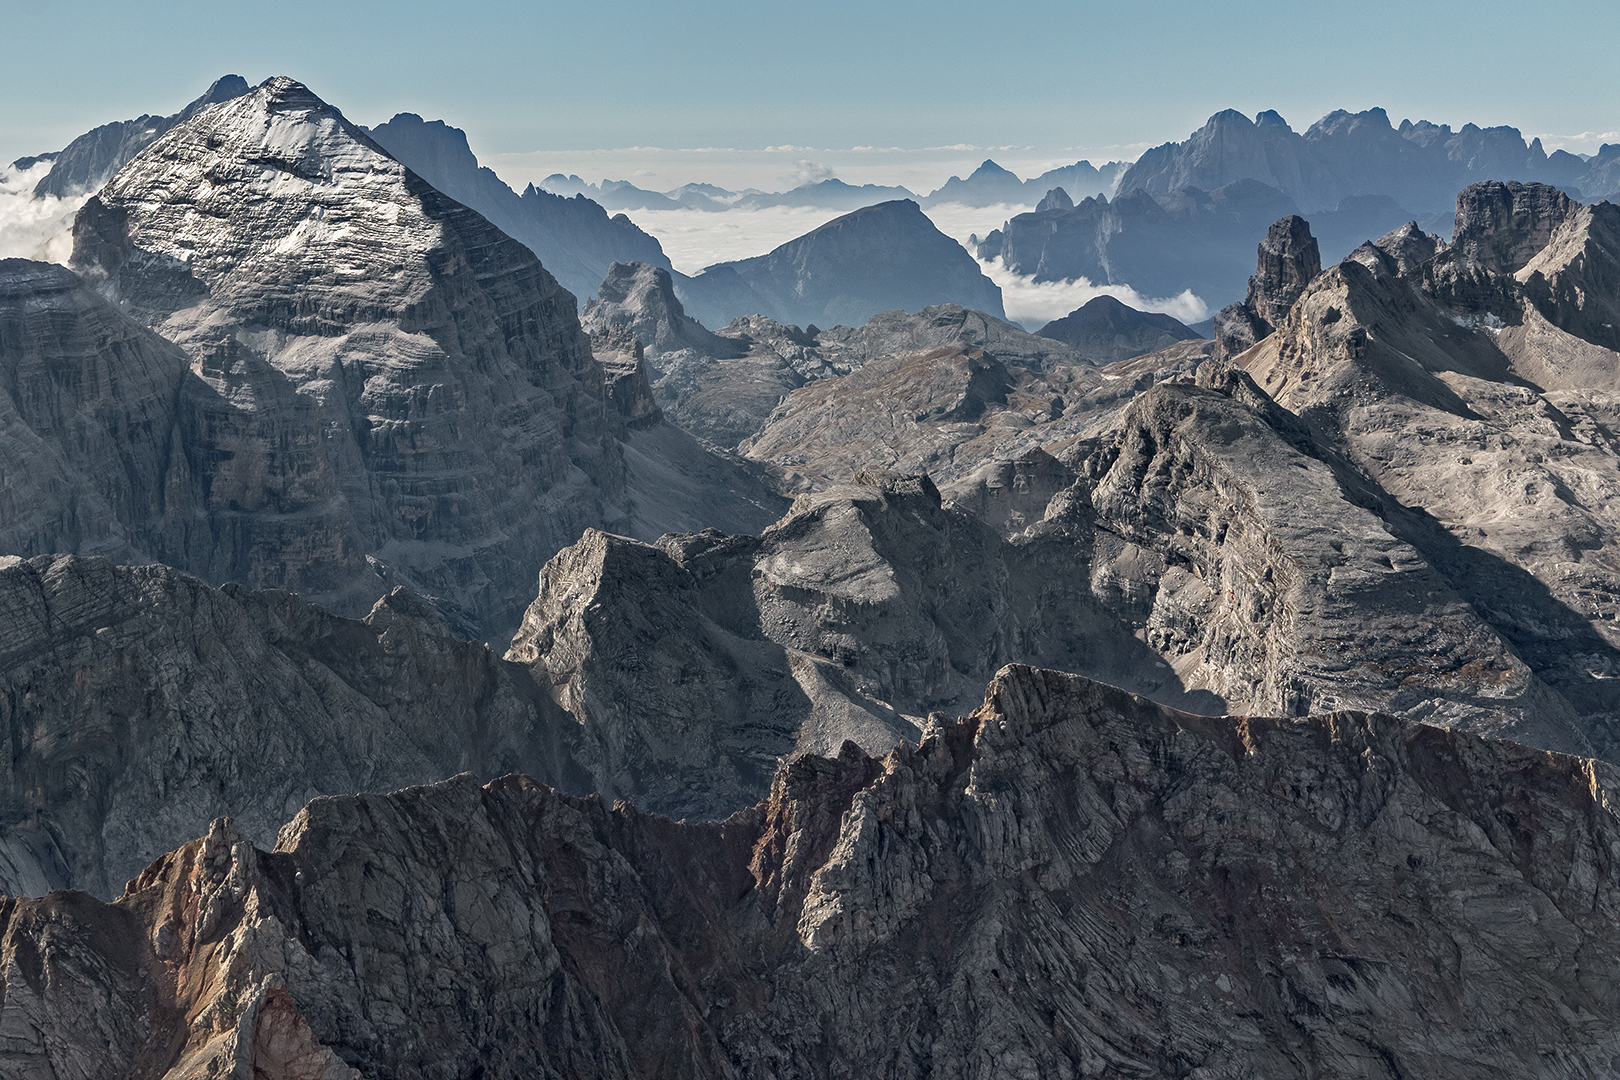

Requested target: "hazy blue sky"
[{"left": 4, "top": 0, "right": 1617, "bottom": 189}]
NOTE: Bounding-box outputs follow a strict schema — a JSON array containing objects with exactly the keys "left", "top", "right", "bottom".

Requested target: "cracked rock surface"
[{"left": 5, "top": 665, "right": 1620, "bottom": 1079}]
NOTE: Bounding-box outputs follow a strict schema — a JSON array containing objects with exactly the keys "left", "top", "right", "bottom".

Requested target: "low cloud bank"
[
  {"left": 0, "top": 161, "right": 84, "bottom": 264},
  {"left": 622, "top": 205, "right": 845, "bottom": 274},
  {"left": 978, "top": 257, "right": 1209, "bottom": 329}
]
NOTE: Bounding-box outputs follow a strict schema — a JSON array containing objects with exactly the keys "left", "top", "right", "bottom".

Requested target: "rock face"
[
  {"left": 8, "top": 665, "right": 1620, "bottom": 1079},
  {"left": 1346, "top": 220, "right": 1446, "bottom": 277},
  {"left": 582, "top": 261, "right": 740, "bottom": 358},
  {"left": 1034, "top": 185, "right": 1074, "bottom": 212},
  {"left": 366, "top": 112, "right": 673, "bottom": 302},
  {"left": 1213, "top": 214, "right": 1322, "bottom": 353},
  {"left": 0, "top": 259, "right": 198, "bottom": 568},
  {"left": 46, "top": 76, "right": 778, "bottom": 637},
  {"left": 1034, "top": 294, "right": 1202, "bottom": 362},
  {"left": 583, "top": 266, "right": 1086, "bottom": 449},
  {"left": 1447, "top": 180, "right": 1575, "bottom": 274},
  {"left": 0, "top": 554, "right": 593, "bottom": 900},
  {"left": 1241, "top": 196, "right": 1620, "bottom": 762},
  {"left": 22, "top": 76, "right": 251, "bottom": 199},
  {"left": 975, "top": 179, "right": 1300, "bottom": 307},
  {"left": 1120, "top": 105, "right": 1603, "bottom": 215},
  {"left": 676, "top": 200, "right": 1006, "bottom": 329}
]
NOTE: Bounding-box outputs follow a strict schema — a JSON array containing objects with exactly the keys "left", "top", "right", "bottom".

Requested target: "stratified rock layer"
[
  {"left": 47, "top": 76, "right": 778, "bottom": 635},
  {"left": 5, "top": 666, "right": 1620, "bottom": 1079}
]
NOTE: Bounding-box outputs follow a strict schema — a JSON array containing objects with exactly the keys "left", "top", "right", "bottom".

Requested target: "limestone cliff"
[
  {"left": 31, "top": 76, "right": 779, "bottom": 637},
  {"left": 5, "top": 666, "right": 1620, "bottom": 1078}
]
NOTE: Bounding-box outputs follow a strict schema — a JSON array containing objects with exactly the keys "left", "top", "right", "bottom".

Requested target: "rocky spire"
[{"left": 1214, "top": 214, "right": 1322, "bottom": 354}]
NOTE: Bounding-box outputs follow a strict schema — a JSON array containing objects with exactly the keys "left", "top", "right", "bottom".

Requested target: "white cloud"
[
  {"left": 0, "top": 160, "right": 84, "bottom": 265},
  {"left": 1533, "top": 130, "right": 1620, "bottom": 157},
  {"left": 787, "top": 159, "right": 836, "bottom": 187},
  {"left": 977, "top": 256, "right": 1209, "bottom": 329},
  {"left": 620, "top": 204, "right": 846, "bottom": 272}
]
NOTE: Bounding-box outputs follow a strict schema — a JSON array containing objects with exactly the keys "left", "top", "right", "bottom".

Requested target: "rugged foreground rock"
[{"left": 5, "top": 665, "right": 1620, "bottom": 1078}]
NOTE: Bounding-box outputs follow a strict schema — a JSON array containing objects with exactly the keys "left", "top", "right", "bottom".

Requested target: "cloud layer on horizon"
[{"left": 0, "top": 161, "right": 82, "bottom": 264}]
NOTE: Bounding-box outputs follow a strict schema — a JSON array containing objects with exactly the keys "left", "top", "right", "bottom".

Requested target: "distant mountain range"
[
  {"left": 1120, "top": 107, "right": 1620, "bottom": 216},
  {"left": 541, "top": 157, "right": 1129, "bottom": 213}
]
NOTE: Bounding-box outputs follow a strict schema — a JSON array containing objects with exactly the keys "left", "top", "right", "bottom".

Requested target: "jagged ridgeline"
[
  {"left": 6, "top": 70, "right": 1620, "bottom": 1077},
  {"left": 7, "top": 668, "right": 1620, "bottom": 1077}
]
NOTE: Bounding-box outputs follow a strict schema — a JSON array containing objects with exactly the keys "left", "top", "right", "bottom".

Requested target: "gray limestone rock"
[
  {"left": 24, "top": 75, "right": 251, "bottom": 199},
  {"left": 366, "top": 113, "right": 673, "bottom": 303},
  {"left": 47, "top": 76, "right": 778, "bottom": 638},
  {"left": 582, "top": 266, "right": 1088, "bottom": 451},
  {"left": 0, "top": 554, "right": 591, "bottom": 899},
  {"left": 1214, "top": 214, "right": 1321, "bottom": 353},
  {"left": 7, "top": 665, "right": 1620, "bottom": 1078},
  {"left": 978, "top": 179, "right": 1302, "bottom": 308},
  {"left": 1034, "top": 185, "right": 1073, "bottom": 212}
]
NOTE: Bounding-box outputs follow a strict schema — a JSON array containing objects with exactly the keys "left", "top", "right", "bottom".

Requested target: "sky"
[{"left": 3, "top": 0, "right": 1618, "bottom": 193}]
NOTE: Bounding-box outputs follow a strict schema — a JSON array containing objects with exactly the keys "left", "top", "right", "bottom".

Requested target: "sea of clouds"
[
  {"left": 622, "top": 199, "right": 1208, "bottom": 330},
  {"left": 0, "top": 160, "right": 84, "bottom": 264}
]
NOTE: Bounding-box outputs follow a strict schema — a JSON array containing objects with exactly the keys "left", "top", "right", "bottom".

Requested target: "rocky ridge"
[
  {"left": 6, "top": 665, "right": 1620, "bottom": 1079},
  {"left": 19, "top": 76, "right": 251, "bottom": 200},
  {"left": 1120, "top": 105, "right": 1604, "bottom": 215},
  {"left": 366, "top": 112, "right": 673, "bottom": 303},
  {"left": 584, "top": 262, "right": 1086, "bottom": 449},
  {"left": 974, "top": 179, "right": 1305, "bottom": 307}
]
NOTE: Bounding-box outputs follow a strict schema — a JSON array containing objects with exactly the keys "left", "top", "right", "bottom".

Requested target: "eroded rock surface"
[
  {"left": 21, "top": 76, "right": 780, "bottom": 638},
  {"left": 7, "top": 666, "right": 1620, "bottom": 1079},
  {"left": 1213, "top": 214, "right": 1321, "bottom": 353}
]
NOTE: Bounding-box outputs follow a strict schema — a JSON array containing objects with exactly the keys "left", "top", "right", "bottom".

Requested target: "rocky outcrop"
[
  {"left": 1345, "top": 220, "right": 1446, "bottom": 277},
  {"left": 23, "top": 76, "right": 250, "bottom": 199},
  {"left": 1448, "top": 180, "right": 1575, "bottom": 274},
  {"left": 0, "top": 553, "right": 593, "bottom": 899},
  {"left": 1213, "top": 214, "right": 1321, "bottom": 353},
  {"left": 1246, "top": 214, "right": 1323, "bottom": 323},
  {"left": 582, "top": 261, "right": 740, "bottom": 358},
  {"left": 583, "top": 270, "right": 1088, "bottom": 449},
  {"left": 8, "top": 665, "right": 1620, "bottom": 1079},
  {"left": 47, "top": 76, "right": 778, "bottom": 637},
  {"left": 1517, "top": 200, "right": 1620, "bottom": 351},
  {"left": 1034, "top": 186, "right": 1073, "bottom": 212},
  {"left": 366, "top": 112, "right": 672, "bottom": 302},
  {"left": 1242, "top": 211, "right": 1620, "bottom": 760},
  {"left": 740, "top": 344, "right": 1115, "bottom": 490},
  {"left": 1034, "top": 294, "right": 1202, "bottom": 362},
  {"left": 676, "top": 200, "right": 1005, "bottom": 329}
]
